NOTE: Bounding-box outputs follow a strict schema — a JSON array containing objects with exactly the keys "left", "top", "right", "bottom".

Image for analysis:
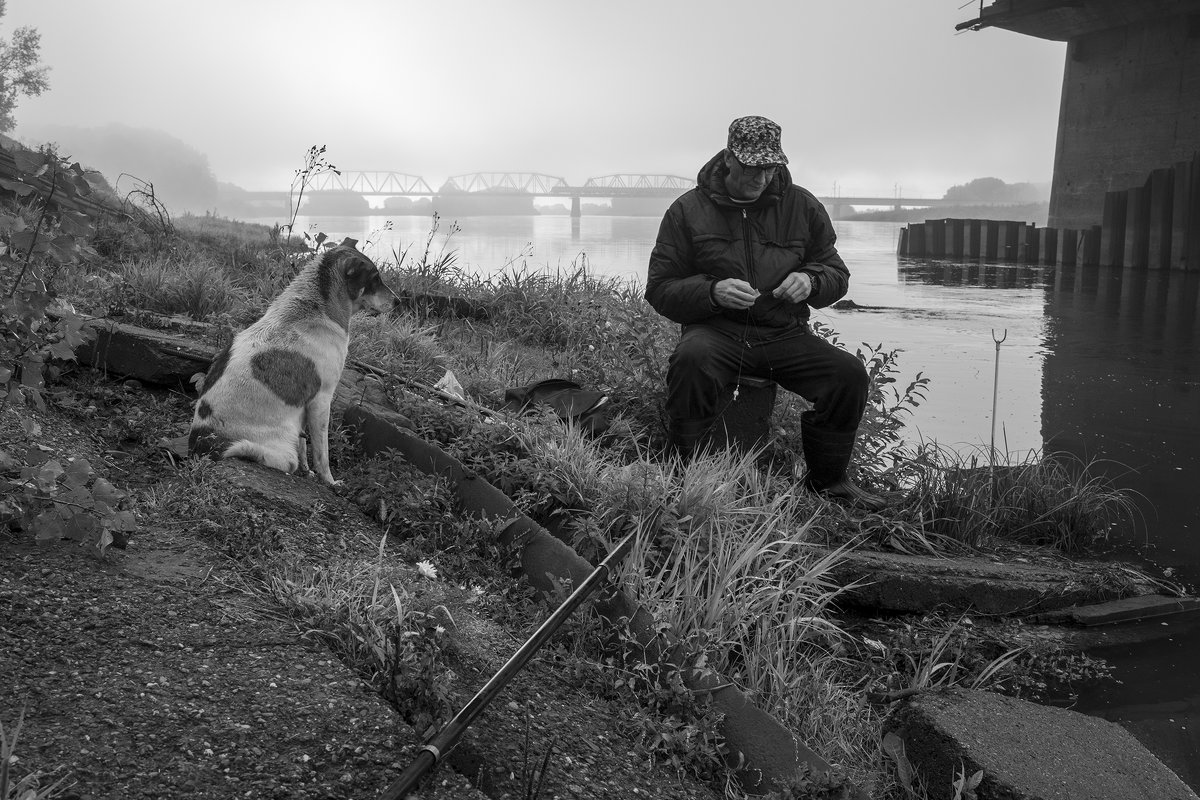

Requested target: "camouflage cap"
[{"left": 727, "top": 115, "right": 788, "bottom": 167}]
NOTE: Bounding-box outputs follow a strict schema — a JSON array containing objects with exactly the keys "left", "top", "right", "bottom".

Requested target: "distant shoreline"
[
  {"left": 216, "top": 201, "right": 1050, "bottom": 224},
  {"left": 840, "top": 201, "right": 1049, "bottom": 226}
]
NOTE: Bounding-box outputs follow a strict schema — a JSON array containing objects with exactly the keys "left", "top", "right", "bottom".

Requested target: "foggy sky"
[{"left": 7, "top": 0, "right": 1066, "bottom": 198}]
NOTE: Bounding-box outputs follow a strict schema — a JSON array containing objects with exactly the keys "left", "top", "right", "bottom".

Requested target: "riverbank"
[
  {"left": 1, "top": 162, "right": 1191, "bottom": 797},
  {"left": 4, "top": 311, "right": 1195, "bottom": 799}
]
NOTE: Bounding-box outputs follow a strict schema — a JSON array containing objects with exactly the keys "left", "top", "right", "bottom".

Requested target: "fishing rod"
[
  {"left": 377, "top": 521, "right": 644, "bottom": 800},
  {"left": 348, "top": 357, "right": 504, "bottom": 421}
]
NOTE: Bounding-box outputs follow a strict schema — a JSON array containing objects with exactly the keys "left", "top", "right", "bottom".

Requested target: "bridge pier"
[{"left": 570, "top": 196, "right": 581, "bottom": 218}]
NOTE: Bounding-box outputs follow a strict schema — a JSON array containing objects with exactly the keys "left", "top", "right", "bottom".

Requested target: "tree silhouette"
[{"left": 0, "top": 1, "right": 50, "bottom": 133}]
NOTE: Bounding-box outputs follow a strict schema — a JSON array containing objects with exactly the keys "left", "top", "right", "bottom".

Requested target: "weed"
[
  {"left": 0, "top": 708, "right": 72, "bottom": 800},
  {"left": 281, "top": 144, "right": 338, "bottom": 252},
  {"left": 761, "top": 762, "right": 856, "bottom": 800},
  {"left": 261, "top": 553, "right": 457, "bottom": 734}
]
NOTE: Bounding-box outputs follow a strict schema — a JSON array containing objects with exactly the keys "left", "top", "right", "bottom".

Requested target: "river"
[{"left": 263, "top": 213, "right": 1200, "bottom": 787}]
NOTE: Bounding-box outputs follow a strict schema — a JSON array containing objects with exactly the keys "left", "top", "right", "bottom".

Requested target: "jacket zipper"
[
  {"left": 741, "top": 208, "right": 753, "bottom": 285},
  {"left": 740, "top": 208, "right": 754, "bottom": 348}
]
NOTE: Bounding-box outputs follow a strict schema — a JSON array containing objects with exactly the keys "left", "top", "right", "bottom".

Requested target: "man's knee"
[
  {"left": 840, "top": 353, "right": 869, "bottom": 395},
  {"left": 670, "top": 333, "right": 720, "bottom": 374}
]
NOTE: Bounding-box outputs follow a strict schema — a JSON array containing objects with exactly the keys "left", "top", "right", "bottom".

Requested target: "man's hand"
[
  {"left": 712, "top": 278, "right": 759, "bottom": 310},
  {"left": 772, "top": 272, "right": 813, "bottom": 304}
]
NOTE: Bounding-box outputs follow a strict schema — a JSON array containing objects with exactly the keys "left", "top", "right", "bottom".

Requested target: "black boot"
[
  {"left": 800, "top": 421, "right": 887, "bottom": 512},
  {"left": 667, "top": 418, "right": 710, "bottom": 462}
]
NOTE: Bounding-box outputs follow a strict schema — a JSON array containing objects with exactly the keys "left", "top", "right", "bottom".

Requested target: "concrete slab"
[
  {"left": 825, "top": 548, "right": 1153, "bottom": 616},
  {"left": 74, "top": 316, "right": 219, "bottom": 387},
  {"left": 1047, "top": 594, "right": 1200, "bottom": 626},
  {"left": 885, "top": 688, "right": 1198, "bottom": 800}
]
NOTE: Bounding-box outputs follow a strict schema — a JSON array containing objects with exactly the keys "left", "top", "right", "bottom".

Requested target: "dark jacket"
[{"left": 645, "top": 150, "right": 850, "bottom": 341}]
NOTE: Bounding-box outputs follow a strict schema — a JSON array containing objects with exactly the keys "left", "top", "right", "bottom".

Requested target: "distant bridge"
[{"left": 243, "top": 170, "right": 973, "bottom": 216}]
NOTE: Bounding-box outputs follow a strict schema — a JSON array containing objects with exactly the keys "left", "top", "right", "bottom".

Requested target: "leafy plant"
[
  {"left": 761, "top": 762, "right": 855, "bottom": 800},
  {"left": 0, "top": 145, "right": 138, "bottom": 554},
  {"left": 1, "top": 452, "right": 136, "bottom": 552},
  {"left": 951, "top": 764, "right": 983, "bottom": 800}
]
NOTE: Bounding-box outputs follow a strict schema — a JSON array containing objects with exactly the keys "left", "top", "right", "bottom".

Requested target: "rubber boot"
[{"left": 800, "top": 422, "right": 887, "bottom": 512}]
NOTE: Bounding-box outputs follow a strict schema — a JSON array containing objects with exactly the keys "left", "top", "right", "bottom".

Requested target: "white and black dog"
[{"left": 188, "top": 244, "right": 394, "bottom": 485}]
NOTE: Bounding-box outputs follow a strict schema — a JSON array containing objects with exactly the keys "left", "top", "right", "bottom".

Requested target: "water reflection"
[
  {"left": 897, "top": 258, "right": 1200, "bottom": 790},
  {"left": 1043, "top": 266, "right": 1200, "bottom": 580},
  {"left": 898, "top": 259, "right": 1051, "bottom": 291}
]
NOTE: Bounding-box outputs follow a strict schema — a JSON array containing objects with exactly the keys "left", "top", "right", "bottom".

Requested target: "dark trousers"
[{"left": 665, "top": 325, "right": 869, "bottom": 456}]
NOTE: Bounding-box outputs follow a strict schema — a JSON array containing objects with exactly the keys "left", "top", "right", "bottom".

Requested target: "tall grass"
[
  {"left": 116, "top": 253, "right": 248, "bottom": 320},
  {"left": 892, "top": 443, "right": 1137, "bottom": 553},
  {"left": 347, "top": 313, "right": 451, "bottom": 385},
  {"left": 500, "top": 426, "right": 880, "bottom": 773}
]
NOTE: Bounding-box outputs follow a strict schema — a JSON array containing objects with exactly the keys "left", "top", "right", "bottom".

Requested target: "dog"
[{"left": 188, "top": 243, "right": 394, "bottom": 485}]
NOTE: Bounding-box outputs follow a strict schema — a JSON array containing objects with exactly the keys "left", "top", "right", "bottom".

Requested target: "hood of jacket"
[
  {"left": 644, "top": 150, "right": 852, "bottom": 340},
  {"left": 695, "top": 150, "right": 794, "bottom": 210}
]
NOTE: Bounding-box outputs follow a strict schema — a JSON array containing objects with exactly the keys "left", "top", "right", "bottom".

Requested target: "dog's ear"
[{"left": 339, "top": 250, "right": 378, "bottom": 300}]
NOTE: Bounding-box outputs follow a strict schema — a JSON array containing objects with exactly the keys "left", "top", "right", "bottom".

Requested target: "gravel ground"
[
  {"left": 1, "top": 535, "right": 485, "bottom": 800},
  {"left": 0, "top": 367, "right": 724, "bottom": 800}
]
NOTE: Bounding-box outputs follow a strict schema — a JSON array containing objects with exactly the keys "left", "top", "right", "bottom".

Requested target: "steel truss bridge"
[{"left": 277, "top": 170, "right": 959, "bottom": 210}]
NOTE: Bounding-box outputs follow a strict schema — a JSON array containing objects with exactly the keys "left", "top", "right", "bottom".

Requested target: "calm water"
[{"left": 269, "top": 214, "right": 1200, "bottom": 786}]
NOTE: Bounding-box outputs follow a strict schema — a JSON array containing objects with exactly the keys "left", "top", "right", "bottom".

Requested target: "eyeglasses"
[{"left": 735, "top": 160, "right": 779, "bottom": 178}]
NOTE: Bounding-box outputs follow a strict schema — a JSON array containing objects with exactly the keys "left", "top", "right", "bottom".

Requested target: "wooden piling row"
[{"left": 897, "top": 154, "right": 1200, "bottom": 271}]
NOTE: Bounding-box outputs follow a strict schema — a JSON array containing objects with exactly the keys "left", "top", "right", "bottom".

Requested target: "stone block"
[
  {"left": 1171, "top": 158, "right": 1192, "bottom": 269},
  {"left": 75, "top": 317, "right": 219, "bottom": 387},
  {"left": 1123, "top": 183, "right": 1151, "bottom": 268},
  {"left": 885, "top": 688, "right": 1197, "bottom": 800},
  {"left": 1100, "top": 190, "right": 1128, "bottom": 267},
  {"left": 946, "top": 219, "right": 965, "bottom": 258},
  {"left": 964, "top": 219, "right": 983, "bottom": 258},
  {"left": 981, "top": 221, "right": 1000, "bottom": 260},
  {"left": 907, "top": 222, "right": 927, "bottom": 257},
  {"left": 1038, "top": 227, "right": 1058, "bottom": 265},
  {"left": 825, "top": 548, "right": 1148, "bottom": 615},
  {"left": 1060, "top": 593, "right": 1200, "bottom": 626},
  {"left": 926, "top": 219, "right": 947, "bottom": 258},
  {"left": 1147, "top": 166, "right": 1174, "bottom": 269}
]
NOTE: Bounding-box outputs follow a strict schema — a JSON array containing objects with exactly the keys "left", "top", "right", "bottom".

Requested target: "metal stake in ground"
[
  {"left": 376, "top": 520, "right": 645, "bottom": 800},
  {"left": 990, "top": 328, "right": 1008, "bottom": 504},
  {"left": 990, "top": 328, "right": 1007, "bottom": 458}
]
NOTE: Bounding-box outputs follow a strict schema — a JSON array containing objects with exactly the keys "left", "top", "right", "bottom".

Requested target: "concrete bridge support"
[
  {"left": 1052, "top": 9, "right": 1200, "bottom": 230},
  {"left": 964, "top": 1, "right": 1200, "bottom": 234}
]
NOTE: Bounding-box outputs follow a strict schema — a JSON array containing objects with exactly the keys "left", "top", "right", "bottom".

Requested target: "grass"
[
  {"left": 0, "top": 708, "right": 72, "bottom": 800},
  {"left": 888, "top": 443, "right": 1137, "bottom": 554},
  {"left": 13, "top": 204, "right": 1145, "bottom": 799}
]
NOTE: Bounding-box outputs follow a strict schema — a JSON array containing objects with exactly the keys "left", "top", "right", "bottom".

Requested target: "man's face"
[{"left": 724, "top": 152, "right": 779, "bottom": 201}]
